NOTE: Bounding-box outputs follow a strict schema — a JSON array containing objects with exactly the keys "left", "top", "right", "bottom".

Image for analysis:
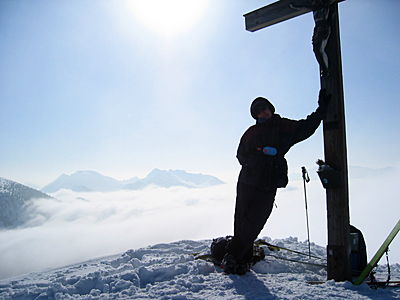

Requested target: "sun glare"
[{"left": 127, "top": 0, "right": 209, "bottom": 37}]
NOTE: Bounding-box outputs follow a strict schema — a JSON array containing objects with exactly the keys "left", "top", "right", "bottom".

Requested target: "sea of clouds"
[{"left": 0, "top": 168, "right": 399, "bottom": 280}]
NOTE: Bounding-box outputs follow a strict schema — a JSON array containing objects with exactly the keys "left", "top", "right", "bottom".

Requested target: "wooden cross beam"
[
  {"left": 244, "top": 0, "right": 345, "bottom": 31},
  {"left": 244, "top": 0, "right": 351, "bottom": 282}
]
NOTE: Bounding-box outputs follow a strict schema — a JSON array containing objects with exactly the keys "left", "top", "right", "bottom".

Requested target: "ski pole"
[{"left": 302, "top": 166, "right": 311, "bottom": 259}]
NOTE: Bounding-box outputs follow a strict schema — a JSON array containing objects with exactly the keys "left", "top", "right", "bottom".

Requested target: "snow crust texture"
[{"left": 0, "top": 237, "right": 399, "bottom": 300}]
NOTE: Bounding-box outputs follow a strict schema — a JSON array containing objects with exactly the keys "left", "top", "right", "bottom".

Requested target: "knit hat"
[{"left": 250, "top": 97, "right": 275, "bottom": 119}]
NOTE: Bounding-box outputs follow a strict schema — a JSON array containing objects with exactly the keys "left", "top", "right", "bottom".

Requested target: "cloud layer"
[{"left": 1, "top": 168, "right": 399, "bottom": 280}]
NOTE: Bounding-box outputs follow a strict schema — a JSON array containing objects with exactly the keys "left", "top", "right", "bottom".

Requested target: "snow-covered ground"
[{"left": 1, "top": 237, "right": 399, "bottom": 300}]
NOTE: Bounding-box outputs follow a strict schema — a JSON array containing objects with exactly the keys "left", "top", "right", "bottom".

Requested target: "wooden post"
[
  {"left": 244, "top": 0, "right": 351, "bottom": 281},
  {"left": 320, "top": 4, "right": 351, "bottom": 281}
]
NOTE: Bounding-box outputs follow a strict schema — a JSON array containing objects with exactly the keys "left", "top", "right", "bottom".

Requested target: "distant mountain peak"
[
  {"left": 74, "top": 170, "right": 103, "bottom": 175},
  {"left": 42, "top": 169, "right": 224, "bottom": 193},
  {"left": 57, "top": 173, "right": 69, "bottom": 179},
  {"left": 42, "top": 170, "right": 122, "bottom": 193},
  {"left": 125, "top": 168, "right": 224, "bottom": 190},
  {"left": 148, "top": 168, "right": 163, "bottom": 175}
]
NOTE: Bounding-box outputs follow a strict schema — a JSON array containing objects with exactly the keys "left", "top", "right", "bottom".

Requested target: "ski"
[
  {"left": 308, "top": 280, "right": 400, "bottom": 288},
  {"left": 264, "top": 254, "right": 327, "bottom": 268},
  {"left": 255, "top": 239, "right": 326, "bottom": 261},
  {"left": 353, "top": 219, "right": 400, "bottom": 285},
  {"left": 194, "top": 252, "right": 326, "bottom": 269},
  {"left": 193, "top": 253, "right": 214, "bottom": 263},
  {"left": 366, "top": 281, "right": 400, "bottom": 288},
  {"left": 194, "top": 240, "right": 326, "bottom": 262}
]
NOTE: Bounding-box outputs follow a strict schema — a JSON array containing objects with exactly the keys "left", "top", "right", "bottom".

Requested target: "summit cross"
[{"left": 244, "top": 0, "right": 351, "bottom": 282}]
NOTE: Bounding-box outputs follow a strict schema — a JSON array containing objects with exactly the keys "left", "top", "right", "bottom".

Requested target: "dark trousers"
[{"left": 228, "top": 182, "right": 277, "bottom": 263}]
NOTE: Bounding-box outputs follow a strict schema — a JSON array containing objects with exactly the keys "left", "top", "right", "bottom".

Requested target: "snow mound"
[{"left": 0, "top": 237, "right": 399, "bottom": 299}]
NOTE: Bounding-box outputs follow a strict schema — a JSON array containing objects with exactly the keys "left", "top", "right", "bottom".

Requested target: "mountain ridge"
[
  {"left": 42, "top": 169, "right": 224, "bottom": 193},
  {"left": 0, "top": 177, "right": 51, "bottom": 228}
]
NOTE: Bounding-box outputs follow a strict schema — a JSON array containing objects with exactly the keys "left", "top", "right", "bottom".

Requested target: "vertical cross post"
[
  {"left": 319, "top": 3, "right": 351, "bottom": 281},
  {"left": 244, "top": 0, "right": 351, "bottom": 281}
]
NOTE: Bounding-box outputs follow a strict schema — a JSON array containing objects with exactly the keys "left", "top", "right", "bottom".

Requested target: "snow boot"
[
  {"left": 236, "top": 262, "right": 251, "bottom": 275},
  {"left": 221, "top": 253, "right": 237, "bottom": 274},
  {"left": 221, "top": 254, "right": 250, "bottom": 275}
]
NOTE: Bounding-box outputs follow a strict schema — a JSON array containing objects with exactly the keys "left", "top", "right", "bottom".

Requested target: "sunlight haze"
[{"left": 126, "top": 0, "right": 209, "bottom": 37}]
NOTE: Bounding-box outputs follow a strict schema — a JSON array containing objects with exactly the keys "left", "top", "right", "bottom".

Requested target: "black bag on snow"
[{"left": 350, "top": 225, "right": 367, "bottom": 277}]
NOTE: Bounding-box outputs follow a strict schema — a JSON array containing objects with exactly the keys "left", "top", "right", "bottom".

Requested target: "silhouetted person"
[{"left": 222, "top": 89, "right": 331, "bottom": 274}]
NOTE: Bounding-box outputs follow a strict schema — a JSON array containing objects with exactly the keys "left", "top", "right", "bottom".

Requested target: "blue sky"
[{"left": 0, "top": 0, "right": 399, "bottom": 187}]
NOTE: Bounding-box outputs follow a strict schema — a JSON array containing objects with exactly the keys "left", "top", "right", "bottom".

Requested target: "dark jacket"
[{"left": 237, "top": 110, "right": 323, "bottom": 189}]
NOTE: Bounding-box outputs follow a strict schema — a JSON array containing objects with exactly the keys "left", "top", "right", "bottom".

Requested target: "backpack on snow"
[
  {"left": 210, "top": 236, "right": 232, "bottom": 266},
  {"left": 350, "top": 225, "right": 367, "bottom": 277},
  {"left": 210, "top": 236, "right": 265, "bottom": 267}
]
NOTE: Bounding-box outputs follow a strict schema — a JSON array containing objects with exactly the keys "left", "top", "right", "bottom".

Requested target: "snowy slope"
[
  {"left": 0, "top": 177, "right": 51, "bottom": 228},
  {"left": 1, "top": 237, "right": 398, "bottom": 300}
]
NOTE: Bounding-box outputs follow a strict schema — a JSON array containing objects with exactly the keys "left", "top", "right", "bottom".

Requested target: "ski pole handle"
[{"left": 302, "top": 166, "right": 310, "bottom": 183}]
